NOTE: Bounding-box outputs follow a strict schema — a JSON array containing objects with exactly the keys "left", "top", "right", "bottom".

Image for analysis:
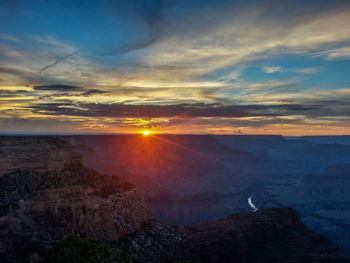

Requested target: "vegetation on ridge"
[{"left": 53, "top": 234, "right": 139, "bottom": 263}]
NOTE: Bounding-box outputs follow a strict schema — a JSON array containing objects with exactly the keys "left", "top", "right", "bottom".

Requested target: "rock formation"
[
  {"left": 121, "top": 208, "right": 350, "bottom": 263},
  {"left": 271, "top": 163, "right": 350, "bottom": 257},
  {"left": 0, "top": 136, "right": 349, "bottom": 262},
  {"left": 0, "top": 136, "right": 153, "bottom": 262},
  {"left": 0, "top": 136, "right": 81, "bottom": 175}
]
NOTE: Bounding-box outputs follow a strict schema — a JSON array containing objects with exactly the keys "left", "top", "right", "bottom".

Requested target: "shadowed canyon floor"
[{"left": 65, "top": 135, "right": 350, "bottom": 256}]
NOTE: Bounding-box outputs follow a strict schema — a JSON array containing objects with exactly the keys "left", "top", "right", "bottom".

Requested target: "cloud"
[
  {"left": 261, "top": 66, "right": 320, "bottom": 75},
  {"left": 0, "top": 89, "right": 29, "bottom": 98},
  {"left": 314, "top": 46, "right": 350, "bottom": 60},
  {"left": 31, "top": 84, "right": 109, "bottom": 98},
  {"left": 168, "top": 116, "right": 308, "bottom": 128},
  {"left": 30, "top": 102, "right": 317, "bottom": 118},
  {"left": 1, "top": 1, "right": 350, "bottom": 134},
  {"left": 0, "top": 66, "right": 42, "bottom": 85},
  {"left": 33, "top": 84, "right": 83, "bottom": 91},
  {"left": 0, "top": 33, "right": 21, "bottom": 43},
  {"left": 1, "top": 2, "right": 349, "bottom": 92},
  {"left": 81, "top": 89, "right": 109, "bottom": 96},
  {"left": 0, "top": 44, "right": 25, "bottom": 58},
  {"left": 262, "top": 66, "right": 282, "bottom": 73},
  {"left": 134, "top": 1, "right": 350, "bottom": 80},
  {"left": 0, "top": 66, "right": 26, "bottom": 76},
  {"left": 292, "top": 67, "right": 321, "bottom": 74},
  {"left": 0, "top": 35, "right": 94, "bottom": 86}
]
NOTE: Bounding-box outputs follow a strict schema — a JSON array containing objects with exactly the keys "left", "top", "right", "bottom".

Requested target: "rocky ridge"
[
  {"left": 0, "top": 136, "right": 81, "bottom": 175},
  {"left": 0, "top": 136, "right": 153, "bottom": 262},
  {"left": 120, "top": 207, "right": 350, "bottom": 263}
]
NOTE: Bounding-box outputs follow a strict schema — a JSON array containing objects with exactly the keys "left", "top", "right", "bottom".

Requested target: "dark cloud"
[
  {"left": 276, "top": 95, "right": 350, "bottom": 117},
  {"left": 33, "top": 84, "right": 83, "bottom": 91},
  {"left": 32, "top": 84, "right": 109, "bottom": 97},
  {"left": 0, "top": 89, "right": 29, "bottom": 98},
  {"left": 81, "top": 89, "right": 109, "bottom": 96},
  {"left": 169, "top": 115, "right": 308, "bottom": 128},
  {"left": 0, "top": 66, "right": 39, "bottom": 83},
  {"left": 198, "top": 88, "right": 233, "bottom": 104},
  {"left": 0, "top": 66, "right": 53, "bottom": 84},
  {"left": 0, "top": 66, "right": 24, "bottom": 76},
  {"left": 30, "top": 102, "right": 318, "bottom": 118}
]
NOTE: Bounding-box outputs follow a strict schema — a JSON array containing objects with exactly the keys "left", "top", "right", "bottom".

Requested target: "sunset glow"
[
  {"left": 1, "top": 1, "right": 350, "bottom": 135},
  {"left": 142, "top": 131, "right": 151, "bottom": 136},
  {"left": 2, "top": 1, "right": 350, "bottom": 261}
]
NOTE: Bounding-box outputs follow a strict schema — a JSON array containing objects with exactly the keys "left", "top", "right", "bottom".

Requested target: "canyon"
[
  {"left": 65, "top": 134, "right": 350, "bottom": 257},
  {"left": 0, "top": 136, "right": 349, "bottom": 262}
]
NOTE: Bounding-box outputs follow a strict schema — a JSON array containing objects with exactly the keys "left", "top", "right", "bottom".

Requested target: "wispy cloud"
[
  {"left": 314, "top": 46, "right": 350, "bottom": 60},
  {"left": 262, "top": 66, "right": 283, "bottom": 73},
  {"left": 262, "top": 66, "right": 320, "bottom": 74},
  {"left": 1, "top": 0, "right": 350, "bottom": 134}
]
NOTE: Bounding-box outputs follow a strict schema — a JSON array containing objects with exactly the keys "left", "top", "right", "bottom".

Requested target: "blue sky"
[{"left": 1, "top": 0, "right": 350, "bottom": 135}]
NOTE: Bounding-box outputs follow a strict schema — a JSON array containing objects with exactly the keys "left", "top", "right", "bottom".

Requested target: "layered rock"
[
  {"left": 0, "top": 136, "right": 81, "bottom": 176},
  {"left": 0, "top": 136, "right": 153, "bottom": 262},
  {"left": 270, "top": 163, "right": 350, "bottom": 256},
  {"left": 121, "top": 208, "right": 350, "bottom": 263}
]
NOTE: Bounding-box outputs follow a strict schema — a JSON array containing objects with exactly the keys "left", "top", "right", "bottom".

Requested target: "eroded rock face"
[
  {"left": 120, "top": 208, "right": 350, "bottom": 263},
  {"left": 0, "top": 136, "right": 81, "bottom": 176},
  {"left": 271, "top": 163, "right": 350, "bottom": 256},
  {"left": 0, "top": 137, "right": 153, "bottom": 262}
]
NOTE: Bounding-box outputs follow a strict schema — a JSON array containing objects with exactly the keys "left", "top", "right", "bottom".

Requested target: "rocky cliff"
[
  {"left": 270, "top": 163, "right": 350, "bottom": 256},
  {"left": 120, "top": 207, "right": 350, "bottom": 263},
  {"left": 0, "top": 136, "right": 153, "bottom": 262},
  {"left": 0, "top": 136, "right": 81, "bottom": 175}
]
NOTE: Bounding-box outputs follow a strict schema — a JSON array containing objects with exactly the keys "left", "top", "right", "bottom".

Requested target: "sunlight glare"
[{"left": 142, "top": 130, "right": 151, "bottom": 136}]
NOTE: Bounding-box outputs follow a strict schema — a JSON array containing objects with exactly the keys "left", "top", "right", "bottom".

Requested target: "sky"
[{"left": 1, "top": 0, "right": 350, "bottom": 135}]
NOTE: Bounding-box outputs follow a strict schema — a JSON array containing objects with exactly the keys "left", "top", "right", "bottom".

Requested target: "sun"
[{"left": 141, "top": 130, "right": 151, "bottom": 136}]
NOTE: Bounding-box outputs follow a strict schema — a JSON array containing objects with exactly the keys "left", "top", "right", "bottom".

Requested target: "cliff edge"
[
  {"left": 121, "top": 207, "right": 350, "bottom": 263},
  {"left": 0, "top": 136, "right": 153, "bottom": 262}
]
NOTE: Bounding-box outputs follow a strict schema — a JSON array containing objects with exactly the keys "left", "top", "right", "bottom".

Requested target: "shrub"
[{"left": 53, "top": 234, "right": 117, "bottom": 263}]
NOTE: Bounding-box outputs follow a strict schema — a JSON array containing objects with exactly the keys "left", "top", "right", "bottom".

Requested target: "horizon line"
[{"left": 1, "top": 132, "right": 350, "bottom": 137}]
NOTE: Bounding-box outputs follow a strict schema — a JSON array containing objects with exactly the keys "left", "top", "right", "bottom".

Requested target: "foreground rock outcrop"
[
  {"left": 0, "top": 136, "right": 153, "bottom": 262},
  {"left": 120, "top": 207, "right": 350, "bottom": 263},
  {"left": 0, "top": 136, "right": 81, "bottom": 175}
]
